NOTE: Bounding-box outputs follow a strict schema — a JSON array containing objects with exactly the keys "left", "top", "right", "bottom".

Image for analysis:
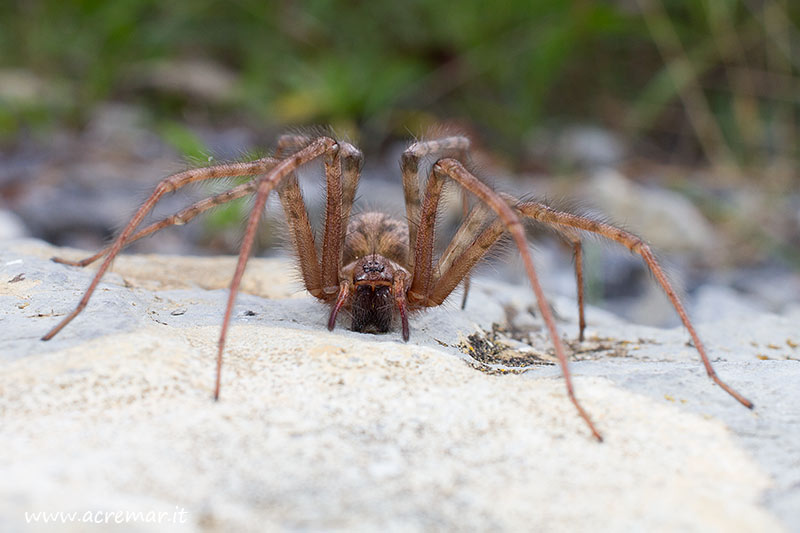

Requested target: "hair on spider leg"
[
  {"left": 274, "top": 125, "right": 337, "bottom": 152},
  {"left": 519, "top": 193, "right": 692, "bottom": 322}
]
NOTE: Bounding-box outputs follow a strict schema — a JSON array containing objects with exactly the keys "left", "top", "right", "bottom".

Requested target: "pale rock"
[{"left": 1, "top": 239, "right": 797, "bottom": 532}]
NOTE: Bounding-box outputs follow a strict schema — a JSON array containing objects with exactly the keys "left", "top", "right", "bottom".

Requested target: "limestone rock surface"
[{"left": 1, "top": 239, "right": 798, "bottom": 532}]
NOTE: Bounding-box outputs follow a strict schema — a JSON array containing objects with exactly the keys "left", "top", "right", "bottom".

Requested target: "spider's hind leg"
[
  {"left": 409, "top": 157, "right": 603, "bottom": 441},
  {"left": 571, "top": 237, "right": 586, "bottom": 342}
]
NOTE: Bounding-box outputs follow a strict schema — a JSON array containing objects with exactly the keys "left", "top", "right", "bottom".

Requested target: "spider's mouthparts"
[{"left": 351, "top": 284, "right": 393, "bottom": 334}]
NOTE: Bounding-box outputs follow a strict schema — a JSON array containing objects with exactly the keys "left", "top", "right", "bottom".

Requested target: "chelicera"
[{"left": 42, "top": 132, "right": 753, "bottom": 441}]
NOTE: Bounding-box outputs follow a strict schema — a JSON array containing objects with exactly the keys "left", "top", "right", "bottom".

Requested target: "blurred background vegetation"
[
  {"left": 1, "top": 0, "right": 797, "bottom": 168},
  {"left": 1, "top": 0, "right": 799, "bottom": 321}
]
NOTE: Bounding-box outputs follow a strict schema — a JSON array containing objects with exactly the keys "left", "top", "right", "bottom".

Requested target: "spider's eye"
[{"left": 363, "top": 261, "right": 384, "bottom": 273}]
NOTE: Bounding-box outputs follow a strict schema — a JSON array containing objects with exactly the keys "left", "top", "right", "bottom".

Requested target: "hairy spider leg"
[
  {"left": 401, "top": 136, "right": 474, "bottom": 310},
  {"left": 400, "top": 136, "right": 471, "bottom": 272},
  {"left": 408, "top": 157, "right": 603, "bottom": 442},
  {"left": 392, "top": 270, "right": 410, "bottom": 341},
  {"left": 458, "top": 188, "right": 472, "bottom": 310},
  {"left": 320, "top": 148, "right": 345, "bottom": 293},
  {"left": 275, "top": 135, "right": 364, "bottom": 298},
  {"left": 275, "top": 134, "right": 362, "bottom": 238},
  {"left": 323, "top": 142, "right": 364, "bottom": 328},
  {"left": 514, "top": 200, "right": 753, "bottom": 409},
  {"left": 42, "top": 156, "right": 281, "bottom": 341},
  {"left": 214, "top": 137, "right": 340, "bottom": 399},
  {"left": 408, "top": 168, "right": 444, "bottom": 301},
  {"left": 274, "top": 136, "right": 323, "bottom": 293},
  {"left": 426, "top": 187, "right": 753, "bottom": 414},
  {"left": 51, "top": 169, "right": 278, "bottom": 268},
  {"left": 570, "top": 238, "right": 586, "bottom": 341},
  {"left": 435, "top": 191, "right": 588, "bottom": 340},
  {"left": 52, "top": 136, "right": 365, "bottom": 292},
  {"left": 339, "top": 142, "right": 364, "bottom": 240}
]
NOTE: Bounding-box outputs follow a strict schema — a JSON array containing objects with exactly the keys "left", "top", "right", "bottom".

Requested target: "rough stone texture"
[{"left": 1, "top": 239, "right": 798, "bottom": 532}]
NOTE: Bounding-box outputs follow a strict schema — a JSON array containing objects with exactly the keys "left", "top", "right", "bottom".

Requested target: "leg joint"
[
  {"left": 159, "top": 179, "right": 178, "bottom": 194},
  {"left": 401, "top": 152, "right": 419, "bottom": 174},
  {"left": 628, "top": 235, "right": 646, "bottom": 253}
]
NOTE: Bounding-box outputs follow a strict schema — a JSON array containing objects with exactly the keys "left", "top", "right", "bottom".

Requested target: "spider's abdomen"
[{"left": 343, "top": 212, "right": 409, "bottom": 268}]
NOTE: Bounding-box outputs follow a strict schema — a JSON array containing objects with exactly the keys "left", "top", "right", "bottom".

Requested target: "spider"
[{"left": 41, "top": 132, "right": 753, "bottom": 441}]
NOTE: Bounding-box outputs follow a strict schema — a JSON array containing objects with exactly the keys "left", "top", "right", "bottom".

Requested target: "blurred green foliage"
[{"left": 1, "top": 0, "right": 798, "bottom": 168}]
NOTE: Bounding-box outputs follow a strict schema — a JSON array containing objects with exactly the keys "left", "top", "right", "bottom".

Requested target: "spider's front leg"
[
  {"left": 401, "top": 136, "right": 477, "bottom": 309},
  {"left": 273, "top": 134, "right": 377, "bottom": 342},
  {"left": 42, "top": 156, "right": 280, "bottom": 341},
  {"left": 401, "top": 136, "right": 471, "bottom": 272},
  {"left": 213, "top": 133, "right": 365, "bottom": 398},
  {"left": 213, "top": 136, "right": 341, "bottom": 399},
  {"left": 405, "top": 154, "right": 603, "bottom": 441},
  {"left": 274, "top": 134, "right": 363, "bottom": 299}
]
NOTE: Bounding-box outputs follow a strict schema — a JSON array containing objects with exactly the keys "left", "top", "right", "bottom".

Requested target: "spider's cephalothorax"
[{"left": 43, "top": 132, "right": 754, "bottom": 441}]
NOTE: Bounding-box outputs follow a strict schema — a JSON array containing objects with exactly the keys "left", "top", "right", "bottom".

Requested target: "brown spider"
[{"left": 41, "top": 132, "right": 753, "bottom": 441}]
